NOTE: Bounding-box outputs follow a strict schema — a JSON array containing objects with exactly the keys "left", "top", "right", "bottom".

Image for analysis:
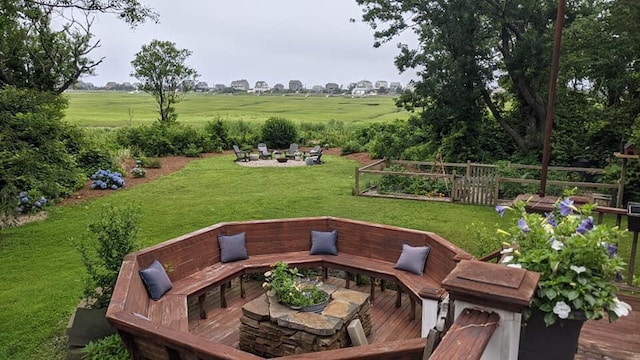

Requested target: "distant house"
[
  {"left": 356, "top": 80, "right": 373, "bottom": 90},
  {"left": 104, "top": 81, "right": 118, "bottom": 90},
  {"left": 375, "top": 80, "right": 388, "bottom": 89},
  {"left": 231, "top": 79, "right": 250, "bottom": 91},
  {"left": 273, "top": 83, "right": 285, "bottom": 92},
  {"left": 289, "top": 80, "right": 304, "bottom": 92},
  {"left": 325, "top": 83, "right": 339, "bottom": 93},
  {"left": 255, "top": 81, "right": 269, "bottom": 92},
  {"left": 311, "top": 85, "right": 324, "bottom": 93},
  {"left": 194, "top": 81, "right": 209, "bottom": 92},
  {"left": 389, "top": 82, "right": 402, "bottom": 93},
  {"left": 214, "top": 84, "right": 226, "bottom": 92}
]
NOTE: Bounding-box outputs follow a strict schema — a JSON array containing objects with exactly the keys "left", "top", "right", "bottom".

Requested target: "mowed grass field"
[{"left": 64, "top": 91, "right": 410, "bottom": 127}]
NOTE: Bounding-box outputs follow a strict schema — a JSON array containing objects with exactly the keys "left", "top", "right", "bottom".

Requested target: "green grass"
[
  {"left": 0, "top": 154, "right": 635, "bottom": 359},
  {"left": 63, "top": 92, "right": 410, "bottom": 128}
]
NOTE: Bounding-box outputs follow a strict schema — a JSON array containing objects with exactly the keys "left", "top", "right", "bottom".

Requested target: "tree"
[
  {"left": 355, "top": 0, "right": 614, "bottom": 161},
  {"left": 0, "top": 0, "right": 157, "bottom": 93},
  {"left": 131, "top": 40, "right": 199, "bottom": 124}
]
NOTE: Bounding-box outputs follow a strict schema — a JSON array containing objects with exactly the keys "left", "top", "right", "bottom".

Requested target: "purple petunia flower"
[
  {"left": 495, "top": 205, "right": 507, "bottom": 217},
  {"left": 559, "top": 198, "right": 574, "bottom": 217},
  {"left": 545, "top": 213, "right": 557, "bottom": 227},
  {"left": 605, "top": 243, "right": 617, "bottom": 258},
  {"left": 518, "top": 218, "right": 530, "bottom": 233},
  {"left": 576, "top": 216, "right": 594, "bottom": 234}
]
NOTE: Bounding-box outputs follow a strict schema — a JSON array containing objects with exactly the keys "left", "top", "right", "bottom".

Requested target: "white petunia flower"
[
  {"left": 611, "top": 297, "right": 632, "bottom": 317},
  {"left": 500, "top": 247, "right": 513, "bottom": 254},
  {"left": 570, "top": 265, "right": 586, "bottom": 274},
  {"left": 550, "top": 238, "right": 564, "bottom": 251},
  {"left": 507, "top": 264, "right": 522, "bottom": 269},
  {"left": 553, "top": 301, "right": 571, "bottom": 319},
  {"left": 501, "top": 255, "right": 514, "bottom": 263}
]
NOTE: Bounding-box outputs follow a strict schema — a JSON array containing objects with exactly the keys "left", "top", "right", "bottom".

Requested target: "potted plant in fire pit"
[
  {"left": 262, "top": 262, "right": 329, "bottom": 312},
  {"left": 495, "top": 193, "right": 632, "bottom": 360}
]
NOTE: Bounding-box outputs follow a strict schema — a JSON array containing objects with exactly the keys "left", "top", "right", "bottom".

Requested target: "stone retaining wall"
[{"left": 239, "top": 286, "right": 371, "bottom": 357}]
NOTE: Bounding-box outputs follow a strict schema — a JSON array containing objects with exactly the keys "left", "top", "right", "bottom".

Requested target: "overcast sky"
[{"left": 84, "top": 0, "right": 418, "bottom": 88}]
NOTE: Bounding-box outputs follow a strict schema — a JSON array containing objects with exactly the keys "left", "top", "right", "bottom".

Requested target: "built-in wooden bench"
[{"left": 107, "top": 217, "right": 473, "bottom": 359}]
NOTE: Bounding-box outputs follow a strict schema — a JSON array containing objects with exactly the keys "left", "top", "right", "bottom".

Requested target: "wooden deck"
[
  {"left": 188, "top": 275, "right": 422, "bottom": 348},
  {"left": 186, "top": 275, "right": 640, "bottom": 359},
  {"left": 577, "top": 293, "right": 640, "bottom": 359}
]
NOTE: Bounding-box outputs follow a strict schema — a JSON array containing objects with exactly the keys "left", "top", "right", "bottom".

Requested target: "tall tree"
[
  {"left": 356, "top": 0, "right": 604, "bottom": 160},
  {"left": 131, "top": 40, "right": 199, "bottom": 124}
]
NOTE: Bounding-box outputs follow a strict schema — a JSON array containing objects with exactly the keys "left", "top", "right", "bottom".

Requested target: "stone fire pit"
[{"left": 239, "top": 285, "right": 372, "bottom": 357}]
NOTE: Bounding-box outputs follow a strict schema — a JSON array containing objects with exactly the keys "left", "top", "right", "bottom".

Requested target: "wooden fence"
[{"left": 354, "top": 159, "right": 620, "bottom": 207}]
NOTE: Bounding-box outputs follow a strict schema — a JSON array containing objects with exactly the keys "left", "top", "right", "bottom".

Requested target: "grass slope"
[{"left": 64, "top": 92, "right": 410, "bottom": 127}]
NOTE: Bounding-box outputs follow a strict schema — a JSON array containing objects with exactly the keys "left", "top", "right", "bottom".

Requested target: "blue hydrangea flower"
[
  {"left": 111, "top": 184, "right": 118, "bottom": 190},
  {"left": 559, "top": 198, "right": 574, "bottom": 217},
  {"left": 100, "top": 182, "right": 107, "bottom": 189},
  {"left": 19, "top": 191, "right": 27, "bottom": 197},
  {"left": 34, "top": 201, "right": 41, "bottom": 208},
  {"left": 91, "top": 183, "right": 97, "bottom": 189},
  {"left": 576, "top": 216, "right": 594, "bottom": 234},
  {"left": 20, "top": 196, "right": 29, "bottom": 203},
  {"left": 518, "top": 218, "right": 530, "bottom": 233}
]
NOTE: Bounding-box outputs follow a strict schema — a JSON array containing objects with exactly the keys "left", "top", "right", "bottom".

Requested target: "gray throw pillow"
[
  {"left": 309, "top": 230, "right": 338, "bottom": 255},
  {"left": 139, "top": 260, "right": 173, "bottom": 301},
  {"left": 218, "top": 232, "right": 249, "bottom": 263},
  {"left": 393, "top": 244, "right": 431, "bottom": 275}
]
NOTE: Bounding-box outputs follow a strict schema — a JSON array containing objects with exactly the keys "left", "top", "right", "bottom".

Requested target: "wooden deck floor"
[
  {"left": 577, "top": 293, "right": 640, "bottom": 359},
  {"left": 188, "top": 276, "right": 422, "bottom": 347},
  {"left": 186, "top": 277, "right": 640, "bottom": 359}
]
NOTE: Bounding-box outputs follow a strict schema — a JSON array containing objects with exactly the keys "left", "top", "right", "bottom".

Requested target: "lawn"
[
  {"left": 63, "top": 92, "right": 410, "bottom": 128},
  {"left": 0, "top": 154, "right": 634, "bottom": 359}
]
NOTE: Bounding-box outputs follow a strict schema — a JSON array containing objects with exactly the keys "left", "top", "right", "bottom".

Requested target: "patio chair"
[
  {"left": 285, "top": 143, "right": 299, "bottom": 159},
  {"left": 309, "top": 145, "right": 322, "bottom": 157},
  {"left": 257, "top": 143, "right": 272, "bottom": 159},
  {"left": 233, "top": 145, "right": 248, "bottom": 162},
  {"left": 312, "top": 151, "right": 324, "bottom": 164}
]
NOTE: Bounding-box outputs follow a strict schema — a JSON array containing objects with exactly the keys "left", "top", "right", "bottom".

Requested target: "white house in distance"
[{"left": 375, "top": 80, "right": 388, "bottom": 89}]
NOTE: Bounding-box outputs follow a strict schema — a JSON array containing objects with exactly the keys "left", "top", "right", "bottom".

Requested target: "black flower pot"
[{"left": 518, "top": 309, "right": 585, "bottom": 360}]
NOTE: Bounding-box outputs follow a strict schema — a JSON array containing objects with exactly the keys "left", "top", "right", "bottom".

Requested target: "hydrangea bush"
[
  {"left": 16, "top": 191, "right": 47, "bottom": 214},
  {"left": 90, "top": 169, "right": 125, "bottom": 190},
  {"left": 496, "top": 196, "right": 632, "bottom": 326}
]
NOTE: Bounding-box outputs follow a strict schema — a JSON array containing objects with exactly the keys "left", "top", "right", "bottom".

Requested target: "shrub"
[
  {"left": 15, "top": 190, "right": 47, "bottom": 214},
  {"left": 90, "top": 170, "right": 125, "bottom": 190},
  {"left": 204, "top": 119, "right": 229, "bottom": 151},
  {"left": 77, "top": 205, "right": 140, "bottom": 309},
  {"left": 261, "top": 117, "right": 298, "bottom": 149},
  {"left": 0, "top": 86, "right": 85, "bottom": 219},
  {"left": 130, "top": 161, "right": 146, "bottom": 178},
  {"left": 341, "top": 140, "right": 361, "bottom": 155},
  {"left": 142, "top": 157, "right": 162, "bottom": 169},
  {"left": 82, "top": 334, "right": 129, "bottom": 360}
]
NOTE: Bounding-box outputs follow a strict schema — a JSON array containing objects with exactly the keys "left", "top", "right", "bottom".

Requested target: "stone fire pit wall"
[{"left": 239, "top": 285, "right": 372, "bottom": 357}]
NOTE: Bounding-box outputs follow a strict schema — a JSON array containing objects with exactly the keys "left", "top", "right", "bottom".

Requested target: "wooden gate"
[{"left": 452, "top": 163, "right": 498, "bottom": 205}]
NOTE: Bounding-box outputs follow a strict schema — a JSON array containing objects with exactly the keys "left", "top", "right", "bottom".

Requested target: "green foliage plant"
[
  {"left": 77, "top": 205, "right": 140, "bottom": 309},
  {"left": 495, "top": 196, "right": 631, "bottom": 326},
  {"left": 81, "top": 334, "right": 128, "bottom": 360},
  {"left": 131, "top": 40, "right": 199, "bottom": 125},
  {"left": 262, "top": 262, "right": 327, "bottom": 308},
  {"left": 260, "top": 117, "right": 298, "bottom": 149}
]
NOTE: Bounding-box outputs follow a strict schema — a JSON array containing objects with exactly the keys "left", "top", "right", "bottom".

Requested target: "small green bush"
[
  {"left": 341, "top": 141, "right": 361, "bottom": 155},
  {"left": 142, "top": 157, "right": 162, "bottom": 169},
  {"left": 77, "top": 205, "right": 140, "bottom": 309},
  {"left": 261, "top": 117, "right": 298, "bottom": 149},
  {"left": 81, "top": 334, "right": 128, "bottom": 360}
]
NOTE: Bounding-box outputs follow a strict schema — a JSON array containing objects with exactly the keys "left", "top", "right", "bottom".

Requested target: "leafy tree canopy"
[{"left": 131, "top": 39, "right": 199, "bottom": 125}]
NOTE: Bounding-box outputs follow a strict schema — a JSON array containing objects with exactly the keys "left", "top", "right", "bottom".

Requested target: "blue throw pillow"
[
  {"left": 393, "top": 244, "right": 431, "bottom": 275},
  {"left": 218, "top": 232, "right": 249, "bottom": 263},
  {"left": 309, "top": 230, "right": 338, "bottom": 255},
  {"left": 139, "top": 260, "right": 173, "bottom": 301}
]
